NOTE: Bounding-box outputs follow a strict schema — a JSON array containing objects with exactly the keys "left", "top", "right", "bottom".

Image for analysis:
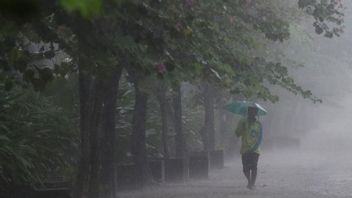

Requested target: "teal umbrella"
[{"left": 224, "top": 101, "right": 267, "bottom": 116}]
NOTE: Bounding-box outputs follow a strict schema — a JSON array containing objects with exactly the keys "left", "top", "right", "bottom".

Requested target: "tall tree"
[
  {"left": 100, "top": 68, "right": 123, "bottom": 198},
  {"left": 157, "top": 80, "right": 170, "bottom": 158},
  {"left": 128, "top": 70, "right": 152, "bottom": 186},
  {"left": 174, "top": 83, "right": 185, "bottom": 158}
]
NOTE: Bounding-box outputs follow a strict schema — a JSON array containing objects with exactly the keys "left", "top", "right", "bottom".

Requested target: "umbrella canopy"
[{"left": 224, "top": 101, "right": 267, "bottom": 116}]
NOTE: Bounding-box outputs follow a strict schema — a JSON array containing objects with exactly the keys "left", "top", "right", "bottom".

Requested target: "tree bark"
[
  {"left": 218, "top": 109, "right": 227, "bottom": 149},
  {"left": 157, "top": 82, "right": 169, "bottom": 159},
  {"left": 100, "top": 68, "right": 122, "bottom": 198},
  {"left": 130, "top": 76, "right": 152, "bottom": 186},
  {"left": 174, "top": 83, "right": 185, "bottom": 159},
  {"left": 87, "top": 79, "right": 105, "bottom": 198},
  {"left": 74, "top": 68, "right": 91, "bottom": 198},
  {"left": 203, "top": 81, "right": 215, "bottom": 151},
  {"left": 75, "top": 59, "right": 121, "bottom": 198},
  {"left": 75, "top": 71, "right": 105, "bottom": 198},
  {"left": 173, "top": 83, "right": 188, "bottom": 179}
]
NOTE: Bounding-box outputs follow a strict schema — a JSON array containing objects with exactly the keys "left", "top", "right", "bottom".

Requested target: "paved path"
[{"left": 118, "top": 150, "right": 352, "bottom": 198}]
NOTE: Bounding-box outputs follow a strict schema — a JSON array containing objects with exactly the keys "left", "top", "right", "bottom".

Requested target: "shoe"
[
  {"left": 248, "top": 185, "right": 256, "bottom": 190},
  {"left": 247, "top": 184, "right": 251, "bottom": 189}
]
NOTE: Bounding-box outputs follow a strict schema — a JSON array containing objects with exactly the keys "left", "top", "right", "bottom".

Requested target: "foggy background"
[
  {"left": 111, "top": 1, "right": 352, "bottom": 197},
  {"left": 260, "top": 0, "right": 352, "bottom": 154}
]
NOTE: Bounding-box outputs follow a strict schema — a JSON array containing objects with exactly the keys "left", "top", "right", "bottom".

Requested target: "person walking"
[{"left": 235, "top": 106, "right": 263, "bottom": 190}]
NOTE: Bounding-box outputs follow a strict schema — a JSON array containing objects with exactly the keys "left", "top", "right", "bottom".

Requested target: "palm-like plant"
[{"left": 0, "top": 88, "right": 78, "bottom": 191}]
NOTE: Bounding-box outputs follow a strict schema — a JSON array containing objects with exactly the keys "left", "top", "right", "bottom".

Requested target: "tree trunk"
[
  {"left": 130, "top": 78, "right": 151, "bottom": 186},
  {"left": 75, "top": 60, "right": 121, "bottom": 198},
  {"left": 100, "top": 68, "right": 122, "bottom": 198},
  {"left": 157, "top": 82, "right": 169, "bottom": 159},
  {"left": 203, "top": 81, "right": 215, "bottom": 151},
  {"left": 74, "top": 68, "right": 91, "bottom": 198},
  {"left": 218, "top": 108, "right": 228, "bottom": 149},
  {"left": 174, "top": 83, "right": 185, "bottom": 158},
  {"left": 75, "top": 71, "right": 105, "bottom": 198},
  {"left": 87, "top": 79, "right": 105, "bottom": 198},
  {"left": 173, "top": 83, "right": 188, "bottom": 179}
]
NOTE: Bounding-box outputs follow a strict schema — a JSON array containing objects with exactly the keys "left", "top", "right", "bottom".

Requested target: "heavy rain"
[{"left": 1, "top": 0, "right": 352, "bottom": 198}]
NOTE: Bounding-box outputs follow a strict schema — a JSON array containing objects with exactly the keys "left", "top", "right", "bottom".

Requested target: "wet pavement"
[{"left": 118, "top": 150, "right": 352, "bottom": 198}]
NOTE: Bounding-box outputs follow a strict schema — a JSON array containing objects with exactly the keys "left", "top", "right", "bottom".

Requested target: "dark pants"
[{"left": 241, "top": 152, "right": 259, "bottom": 188}]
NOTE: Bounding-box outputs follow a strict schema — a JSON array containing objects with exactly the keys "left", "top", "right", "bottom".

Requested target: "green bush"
[{"left": 0, "top": 88, "right": 78, "bottom": 189}]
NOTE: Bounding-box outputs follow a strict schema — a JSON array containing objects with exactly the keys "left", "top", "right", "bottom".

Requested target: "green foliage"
[
  {"left": 1, "top": 0, "right": 340, "bottom": 102},
  {"left": 182, "top": 86, "right": 206, "bottom": 151},
  {"left": 114, "top": 73, "right": 135, "bottom": 162},
  {"left": 0, "top": 17, "right": 62, "bottom": 92},
  {"left": 60, "top": 0, "right": 102, "bottom": 18},
  {"left": 298, "top": 0, "right": 344, "bottom": 38},
  {"left": 0, "top": 87, "right": 78, "bottom": 188},
  {"left": 0, "top": 0, "right": 41, "bottom": 23}
]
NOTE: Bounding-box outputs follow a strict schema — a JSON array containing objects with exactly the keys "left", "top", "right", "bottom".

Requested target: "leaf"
[
  {"left": 0, "top": 135, "right": 10, "bottom": 142},
  {"left": 60, "top": 0, "right": 102, "bottom": 18}
]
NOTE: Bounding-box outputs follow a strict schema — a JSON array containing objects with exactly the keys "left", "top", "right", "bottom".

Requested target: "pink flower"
[
  {"left": 156, "top": 63, "right": 167, "bottom": 74},
  {"left": 246, "top": 0, "right": 252, "bottom": 6},
  {"left": 229, "top": 16, "right": 236, "bottom": 24},
  {"left": 175, "top": 22, "right": 183, "bottom": 31},
  {"left": 185, "top": 0, "right": 194, "bottom": 7}
]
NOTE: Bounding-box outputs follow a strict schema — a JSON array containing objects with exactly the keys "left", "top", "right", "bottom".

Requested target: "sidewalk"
[{"left": 118, "top": 150, "right": 352, "bottom": 198}]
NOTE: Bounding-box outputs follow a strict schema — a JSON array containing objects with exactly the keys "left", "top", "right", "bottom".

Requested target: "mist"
[
  {"left": 2, "top": 1, "right": 352, "bottom": 198},
  {"left": 264, "top": 1, "right": 352, "bottom": 155}
]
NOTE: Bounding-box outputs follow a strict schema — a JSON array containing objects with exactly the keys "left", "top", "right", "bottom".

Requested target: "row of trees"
[{"left": 0, "top": 0, "right": 344, "bottom": 198}]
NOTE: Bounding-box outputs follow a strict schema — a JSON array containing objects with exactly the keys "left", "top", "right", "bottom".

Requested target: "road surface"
[{"left": 119, "top": 149, "right": 352, "bottom": 198}]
